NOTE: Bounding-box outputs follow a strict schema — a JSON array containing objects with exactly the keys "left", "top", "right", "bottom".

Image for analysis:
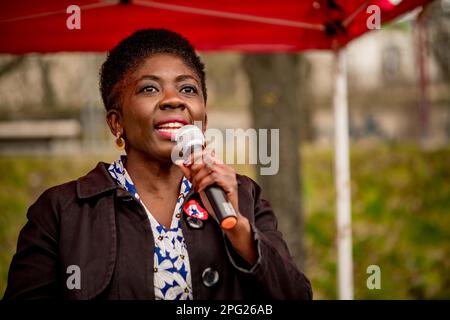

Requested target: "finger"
[
  {"left": 203, "top": 148, "right": 217, "bottom": 168},
  {"left": 190, "top": 148, "right": 212, "bottom": 174},
  {"left": 191, "top": 148, "right": 204, "bottom": 165},
  {"left": 196, "top": 173, "right": 217, "bottom": 193},
  {"left": 190, "top": 148, "right": 221, "bottom": 175},
  {"left": 204, "top": 140, "right": 214, "bottom": 153},
  {"left": 206, "top": 152, "right": 224, "bottom": 166},
  {"left": 189, "top": 160, "right": 206, "bottom": 176},
  {"left": 192, "top": 166, "right": 213, "bottom": 188},
  {"left": 175, "top": 160, "right": 192, "bottom": 180},
  {"left": 209, "top": 166, "right": 237, "bottom": 193},
  {"left": 189, "top": 146, "right": 214, "bottom": 166}
]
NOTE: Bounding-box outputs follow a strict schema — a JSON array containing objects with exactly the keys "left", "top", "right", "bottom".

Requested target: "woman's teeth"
[
  {"left": 158, "top": 128, "right": 179, "bottom": 133},
  {"left": 156, "top": 122, "right": 185, "bottom": 133}
]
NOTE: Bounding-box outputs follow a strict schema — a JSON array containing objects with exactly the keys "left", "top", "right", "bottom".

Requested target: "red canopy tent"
[
  {"left": 0, "top": 0, "right": 432, "bottom": 53},
  {"left": 0, "top": 0, "right": 434, "bottom": 299}
]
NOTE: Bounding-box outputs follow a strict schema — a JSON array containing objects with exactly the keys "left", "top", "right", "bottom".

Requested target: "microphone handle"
[{"left": 202, "top": 184, "right": 238, "bottom": 230}]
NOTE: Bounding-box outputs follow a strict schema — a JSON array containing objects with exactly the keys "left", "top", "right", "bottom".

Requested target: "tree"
[
  {"left": 426, "top": 1, "right": 450, "bottom": 137},
  {"left": 38, "top": 57, "right": 56, "bottom": 108},
  {"left": 427, "top": 1, "right": 450, "bottom": 82},
  {"left": 242, "top": 53, "right": 311, "bottom": 268},
  {"left": 0, "top": 56, "right": 25, "bottom": 79}
]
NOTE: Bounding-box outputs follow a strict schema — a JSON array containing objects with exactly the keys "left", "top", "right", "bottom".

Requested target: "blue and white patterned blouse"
[{"left": 108, "top": 155, "right": 193, "bottom": 300}]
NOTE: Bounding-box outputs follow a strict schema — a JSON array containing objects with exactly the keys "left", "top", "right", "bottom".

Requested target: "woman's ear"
[{"left": 106, "top": 109, "right": 123, "bottom": 136}]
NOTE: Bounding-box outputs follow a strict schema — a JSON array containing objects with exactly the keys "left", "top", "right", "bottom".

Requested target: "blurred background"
[{"left": 0, "top": 1, "right": 449, "bottom": 299}]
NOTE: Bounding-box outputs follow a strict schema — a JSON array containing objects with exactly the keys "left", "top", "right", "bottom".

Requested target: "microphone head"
[{"left": 174, "top": 125, "right": 205, "bottom": 159}]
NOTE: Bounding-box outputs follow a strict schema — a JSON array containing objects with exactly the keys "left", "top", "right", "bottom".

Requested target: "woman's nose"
[{"left": 159, "top": 89, "right": 186, "bottom": 110}]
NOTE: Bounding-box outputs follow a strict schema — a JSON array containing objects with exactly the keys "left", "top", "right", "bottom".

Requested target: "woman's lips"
[{"left": 154, "top": 119, "right": 189, "bottom": 139}]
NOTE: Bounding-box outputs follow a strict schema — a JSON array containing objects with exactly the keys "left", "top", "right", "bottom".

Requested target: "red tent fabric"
[{"left": 0, "top": 0, "right": 433, "bottom": 54}]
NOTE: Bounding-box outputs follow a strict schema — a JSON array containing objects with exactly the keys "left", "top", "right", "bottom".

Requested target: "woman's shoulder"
[
  {"left": 32, "top": 179, "right": 77, "bottom": 211},
  {"left": 236, "top": 173, "right": 262, "bottom": 191},
  {"left": 30, "top": 162, "right": 113, "bottom": 214},
  {"left": 235, "top": 173, "right": 265, "bottom": 202},
  {"left": 24, "top": 178, "right": 78, "bottom": 233}
]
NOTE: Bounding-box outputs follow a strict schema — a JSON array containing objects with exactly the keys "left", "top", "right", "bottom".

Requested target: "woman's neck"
[{"left": 124, "top": 151, "right": 183, "bottom": 196}]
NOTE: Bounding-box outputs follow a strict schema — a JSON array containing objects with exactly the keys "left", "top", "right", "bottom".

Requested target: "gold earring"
[{"left": 115, "top": 132, "right": 125, "bottom": 151}]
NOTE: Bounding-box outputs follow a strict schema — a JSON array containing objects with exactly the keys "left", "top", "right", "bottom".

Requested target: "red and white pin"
[{"left": 183, "top": 199, "right": 209, "bottom": 220}]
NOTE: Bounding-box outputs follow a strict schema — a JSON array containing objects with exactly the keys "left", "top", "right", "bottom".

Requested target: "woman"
[{"left": 4, "top": 29, "right": 312, "bottom": 300}]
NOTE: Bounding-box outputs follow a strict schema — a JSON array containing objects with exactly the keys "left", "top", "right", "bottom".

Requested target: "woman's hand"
[
  {"left": 175, "top": 147, "right": 257, "bottom": 264},
  {"left": 176, "top": 147, "right": 239, "bottom": 214}
]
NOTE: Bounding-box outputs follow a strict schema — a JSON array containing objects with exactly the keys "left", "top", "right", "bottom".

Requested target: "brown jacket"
[{"left": 3, "top": 162, "right": 312, "bottom": 300}]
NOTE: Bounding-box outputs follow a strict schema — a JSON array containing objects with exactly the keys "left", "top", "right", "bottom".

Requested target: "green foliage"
[
  {"left": 0, "top": 155, "right": 106, "bottom": 297},
  {"left": 0, "top": 146, "right": 449, "bottom": 299},
  {"left": 303, "top": 145, "right": 450, "bottom": 299}
]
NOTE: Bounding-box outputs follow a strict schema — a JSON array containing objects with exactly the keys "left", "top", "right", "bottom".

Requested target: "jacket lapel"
[{"left": 70, "top": 162, "right": 119, "bottom": 299}]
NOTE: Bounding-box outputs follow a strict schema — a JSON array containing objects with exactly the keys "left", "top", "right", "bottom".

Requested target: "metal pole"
[{"left": 333, "top": 47, "right": 354, "bottom": 300}]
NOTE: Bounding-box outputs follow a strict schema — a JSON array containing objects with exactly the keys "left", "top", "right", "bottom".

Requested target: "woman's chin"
[{"left": 151, "top": 145, "right": 178, "bottom": 164}]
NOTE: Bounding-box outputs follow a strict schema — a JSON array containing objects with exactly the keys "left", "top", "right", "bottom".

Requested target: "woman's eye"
[
  {"left": 140, "top": 85, "right": 158, "bottom": 93},
  {"left": 180, "top": 86, "right": 197, "bottom": 94}
]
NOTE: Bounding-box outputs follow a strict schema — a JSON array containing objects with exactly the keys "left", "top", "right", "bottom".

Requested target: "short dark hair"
[{"left": 99, "top": 28, "right": 207, "bottom": 111}]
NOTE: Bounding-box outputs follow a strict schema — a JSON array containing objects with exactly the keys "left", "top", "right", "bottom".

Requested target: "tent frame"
[{"left": 333, "top": 47, "right": 353, "bottom": 300}]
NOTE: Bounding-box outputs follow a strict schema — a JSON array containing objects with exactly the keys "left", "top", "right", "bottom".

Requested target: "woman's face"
[{"left": 109, "top": 53, "right": 207, "bottom": 162}]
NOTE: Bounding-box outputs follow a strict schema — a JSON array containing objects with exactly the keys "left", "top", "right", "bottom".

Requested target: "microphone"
[{"left": 175, "top": 125, "right": 238, "bottom": 230}]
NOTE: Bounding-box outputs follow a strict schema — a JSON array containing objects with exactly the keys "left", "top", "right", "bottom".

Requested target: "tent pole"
[{"left": 333, "top": 47, "right": 354, "bottom": 300}]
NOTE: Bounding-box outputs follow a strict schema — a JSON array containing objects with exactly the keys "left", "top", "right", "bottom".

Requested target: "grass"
[
  {"left": 0, "top": 145, "right": 449, "bottom": 299},
  {"left": 302, "top": 145, "right": 450, "bottom": 299}
]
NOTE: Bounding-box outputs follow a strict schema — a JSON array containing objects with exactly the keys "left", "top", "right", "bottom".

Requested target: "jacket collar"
[
  {"left": 76, "top": 161, "right": 243, "bottom": 200},
  {"left": 77, "top": 162, "right": 119, "bottom": 199}
]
